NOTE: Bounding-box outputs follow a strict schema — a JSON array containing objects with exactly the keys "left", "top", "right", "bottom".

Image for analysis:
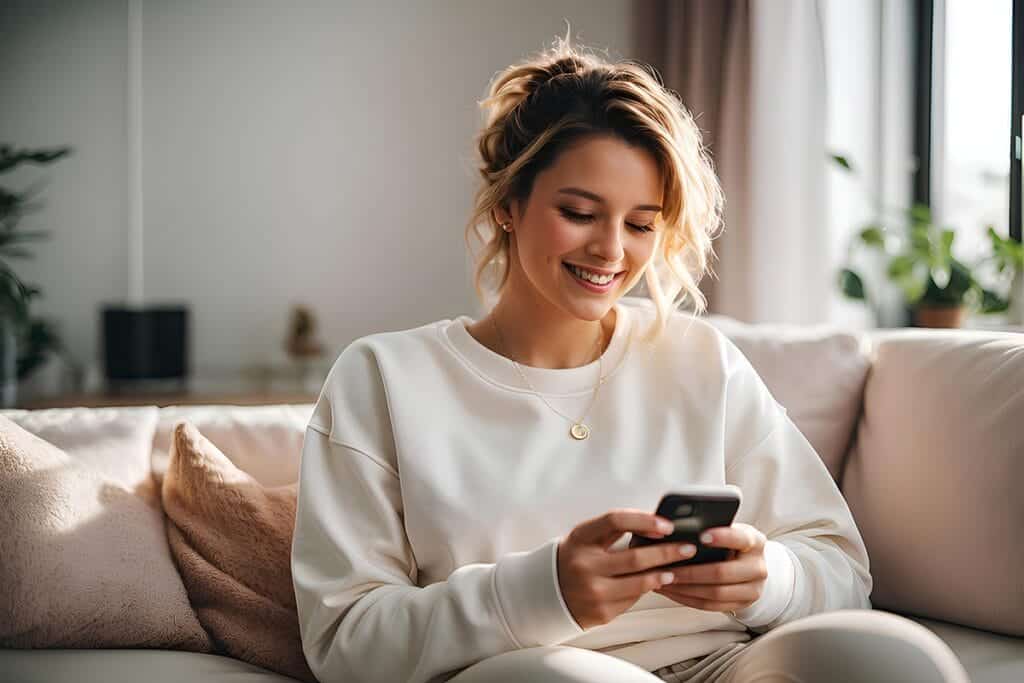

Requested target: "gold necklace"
[{"left": 490, "top": 316, "right": 605, "bottom": 440}]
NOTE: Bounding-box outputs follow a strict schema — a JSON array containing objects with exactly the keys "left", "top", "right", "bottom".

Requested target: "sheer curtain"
[{"left": 633, "top": 0, "right": 832, "bottom": 325}]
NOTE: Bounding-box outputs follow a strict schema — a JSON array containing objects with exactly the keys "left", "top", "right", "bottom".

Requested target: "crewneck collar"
[{"left": 442, "top": 302, "right": 634, "bottom": 397}]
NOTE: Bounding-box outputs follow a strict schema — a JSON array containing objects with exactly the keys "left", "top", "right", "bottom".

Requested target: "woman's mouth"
[{"left": 563, "top": 262, "right": 624, "bottom": 293}]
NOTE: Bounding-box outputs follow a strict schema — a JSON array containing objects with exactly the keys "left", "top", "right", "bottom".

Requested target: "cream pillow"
[
  {"left": 704, "top": 314, "right": 870, "bottom": 484},
  {"left": 151, "top": 404, "right": 313, "bottom": 489},
  {"left": 0, "top": 408, "right": 211, "bottom": 650}
]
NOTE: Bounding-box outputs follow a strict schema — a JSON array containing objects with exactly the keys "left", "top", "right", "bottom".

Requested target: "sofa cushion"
[
  {"left": 0, "top": 648, "right": 301, "bottom": 683},
  {"left": 702, "top": 314, "right": 870, "bottom": 484},
  {"left": 901, "top": 613, "right": 1024, "bottom": 683},
  {"left": 161, "top": 420, "right": 314, "bottom": 682},
  {"left": 841, "top": 330, "right": 1024, "bottom": 637},
  {"left": 152, "top": 404, "right": 313, "bottom": 489},
  {"left": 0, "top": 408, "right": 211, "bottom": 651}
]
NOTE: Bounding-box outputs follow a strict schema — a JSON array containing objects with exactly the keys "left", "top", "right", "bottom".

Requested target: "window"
[{"left": 918, "top": 0, "right": 1023, "bottom": 248}]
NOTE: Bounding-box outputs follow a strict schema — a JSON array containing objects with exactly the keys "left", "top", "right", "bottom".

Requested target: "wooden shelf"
[{"left": 17, "top": 389, "right": 318, "bottom": 409}]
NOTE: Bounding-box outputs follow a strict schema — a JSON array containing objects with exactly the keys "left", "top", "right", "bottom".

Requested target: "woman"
[{"left": 291, "top": 35, "right": 969, "bottom": 683}]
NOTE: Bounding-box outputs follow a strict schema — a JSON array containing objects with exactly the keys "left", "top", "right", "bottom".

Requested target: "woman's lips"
[{"left": 564, "top": 262, "right": 623, "bottom": 293}]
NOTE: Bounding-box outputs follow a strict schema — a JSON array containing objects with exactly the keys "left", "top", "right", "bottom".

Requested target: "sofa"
[{"left": 1, "top": 310, "right": 1022, "bottom": 683}]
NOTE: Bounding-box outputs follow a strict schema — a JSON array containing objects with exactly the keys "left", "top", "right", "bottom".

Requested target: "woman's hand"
[
  {"left": 556, "top": 509, "right": 700, "bottom": 630},
  {"left": 654, "top": 522, "right": 768, "bottom": 615}
]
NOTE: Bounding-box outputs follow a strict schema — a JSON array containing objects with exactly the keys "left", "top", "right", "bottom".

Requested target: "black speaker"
[{"left": 102, "top": 305, "right": 189, "bottom": 383}]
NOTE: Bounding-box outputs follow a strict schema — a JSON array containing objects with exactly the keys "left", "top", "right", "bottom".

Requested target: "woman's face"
[{"left": 500, "top": 134, "right": 663, "bottom": 322}]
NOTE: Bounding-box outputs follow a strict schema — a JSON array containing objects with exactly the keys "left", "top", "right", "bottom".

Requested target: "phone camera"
[{"left": 673, "top": 503, "right": 695, "bottom": 517}]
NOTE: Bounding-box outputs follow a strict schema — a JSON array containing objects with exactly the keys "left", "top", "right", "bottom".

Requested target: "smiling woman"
[
  {"left": 463, "top": 37, "right": 725, "bottom": 360},
  {"left": 290, "top": 29, "right": 904, "bottom": 683}
]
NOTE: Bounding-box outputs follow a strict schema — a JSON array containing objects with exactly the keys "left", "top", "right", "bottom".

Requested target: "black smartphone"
[{"left": 629, "top": 485, "right": 742, "bottom": 568}]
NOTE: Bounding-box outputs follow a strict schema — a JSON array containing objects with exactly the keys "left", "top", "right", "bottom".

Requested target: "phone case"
[{"left": 630, "top": 487, "right": 741, "bottom": 568}]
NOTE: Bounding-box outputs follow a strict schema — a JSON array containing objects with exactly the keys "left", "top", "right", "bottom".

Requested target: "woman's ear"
[{"left": 493, "top": 198, "right": 521, "bottom": 227}]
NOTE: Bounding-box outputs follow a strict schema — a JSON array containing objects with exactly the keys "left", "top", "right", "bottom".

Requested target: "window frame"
[{"left": 914, "top": 0, "right": 1022, "bottom": 242}]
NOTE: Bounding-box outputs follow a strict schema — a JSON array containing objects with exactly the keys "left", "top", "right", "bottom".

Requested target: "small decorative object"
[
  {"left": 831, "top": 153, "right": 1024, "bottom": 328},
  {"left": 284, "top": 305, "right": 325, "bottom": 360},
  {"left": 284, "top": 304, "right": 326, "bottom": 392},
  {"left": 0, "top": 143, "right": 74, "bottom": 406}
]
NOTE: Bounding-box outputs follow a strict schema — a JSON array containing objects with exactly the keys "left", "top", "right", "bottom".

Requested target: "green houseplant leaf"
[{"left": 838, "top": 268, "right": 866, "bottom": 300}]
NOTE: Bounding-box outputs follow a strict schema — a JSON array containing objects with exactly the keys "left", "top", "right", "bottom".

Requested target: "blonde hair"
[{"left": 463, "top": 29, "right": 725, "bottom": 343}]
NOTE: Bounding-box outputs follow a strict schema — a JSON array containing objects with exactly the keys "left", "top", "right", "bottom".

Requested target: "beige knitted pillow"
[
  {"left": 161, "top": 419, "right": 315, "bottom": 683},
  {"left": 0, "top": 409, "right": 211, "bottom": 650}
]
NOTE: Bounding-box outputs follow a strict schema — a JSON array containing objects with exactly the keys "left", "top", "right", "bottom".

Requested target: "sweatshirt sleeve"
[
  {"left": 717, "top": 336, "right": 873, "bottom": 635},
  {"left": 290, "top": 341, "right": 584, "bottom": 683}
]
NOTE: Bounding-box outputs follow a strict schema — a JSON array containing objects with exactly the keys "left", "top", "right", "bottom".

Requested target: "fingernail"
[
  {"left": 680, "top": 544, "right": 696, "bottom": 556},
  {"left": 700, "top": 532, "right": 714, "bottom": 544},
  {"left": 657, "top": 519, "right": 674, "bottom": 533},
  {"left": 660, "top": 572, "right": 675, "bottom": 584}
]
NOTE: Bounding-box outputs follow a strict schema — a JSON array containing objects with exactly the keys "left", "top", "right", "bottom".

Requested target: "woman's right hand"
[{"left": 556, "top": 509, "right": 697, "bottom": 630}]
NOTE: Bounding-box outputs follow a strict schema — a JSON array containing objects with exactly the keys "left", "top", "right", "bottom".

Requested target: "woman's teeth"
[{"left": 568, "top": 264, "right": 616, "bottom": 285}]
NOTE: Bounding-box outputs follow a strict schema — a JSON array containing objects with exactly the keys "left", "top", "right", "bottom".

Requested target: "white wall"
[{"left": 0, "top": 0, "right": 633, "bottom": 381}]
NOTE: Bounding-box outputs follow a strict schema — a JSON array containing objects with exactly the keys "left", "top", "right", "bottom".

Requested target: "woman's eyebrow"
[{"left": 556, "top": 187, "right": 661, "bottom": 212}]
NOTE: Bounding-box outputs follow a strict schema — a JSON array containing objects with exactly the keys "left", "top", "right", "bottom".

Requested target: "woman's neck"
[{"left": 468, "top": 296, "right": 617, "bottom": 370}]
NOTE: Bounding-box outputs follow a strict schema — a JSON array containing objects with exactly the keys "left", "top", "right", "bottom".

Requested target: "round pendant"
[{"left": 569, "top": 423, "right": 590, "bottom": 440}]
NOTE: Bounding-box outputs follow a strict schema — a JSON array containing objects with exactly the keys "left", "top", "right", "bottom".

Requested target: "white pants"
[{"left": 447, "top": 610, "right": 970, "bottom": 683}]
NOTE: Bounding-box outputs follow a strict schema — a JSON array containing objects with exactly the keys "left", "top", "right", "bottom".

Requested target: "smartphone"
[{"left": 629, "top": 485, "right": 742, "bottom": 569}]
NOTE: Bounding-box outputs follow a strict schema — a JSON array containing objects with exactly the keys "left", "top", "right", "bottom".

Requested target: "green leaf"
[
  {"left": 0, "top": 246, "right": 34, "bottom": 259},
  {"left": 0, "top": 145, "right": 73, "bottom": 175},
  {"left": 838, "top": 268, "right": 866, "bottom": 300},
  {"left": 940, "top": 229, "right": 955, "bottom": 257},
  {"left": 887, "top": 254, "right": 916, "bottom": 279},
  {"left": 858, "top": 226, "right": 886, "bottom": 247},
  {"left": 908, "top": 203, "right": 932, "bottom": 225},
  {"left": 909, "top": 226, "right": 932, "bottom": 255},
  {"left": 830, "top": 154, "right": 853, "bottom": 172},
  {"left": 979, "top": 288, "right": 1009, "bottom": 313},
  {"left": 0, "top": 229, "right": 51, "bottom": 244}
]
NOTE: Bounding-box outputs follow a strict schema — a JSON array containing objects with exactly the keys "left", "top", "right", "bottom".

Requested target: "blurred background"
[{"left": 0, "top": 0, "right": 1021, "bottom": 408}]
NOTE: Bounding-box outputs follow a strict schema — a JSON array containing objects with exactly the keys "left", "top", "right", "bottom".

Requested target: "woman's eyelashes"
[{"left": 558, "top": 207, "right": 654, "bottom": 233}]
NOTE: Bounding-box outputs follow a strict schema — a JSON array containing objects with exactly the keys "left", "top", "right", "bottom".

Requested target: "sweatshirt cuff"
[
  {"left": 493, "top": 537, "right": 585, "bottom": 648},
  {"left": 732, "top": 539, "right": 797, "bottom": 628}
]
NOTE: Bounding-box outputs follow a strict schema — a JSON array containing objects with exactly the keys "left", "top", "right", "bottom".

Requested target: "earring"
[{"left": 501, "top": 222, "right": 512, "bottom": 232}]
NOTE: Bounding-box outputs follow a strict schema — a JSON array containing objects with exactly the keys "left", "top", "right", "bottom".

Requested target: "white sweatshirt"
[{"left": 290, "top": 300, "right": 872, "bottom": 682}]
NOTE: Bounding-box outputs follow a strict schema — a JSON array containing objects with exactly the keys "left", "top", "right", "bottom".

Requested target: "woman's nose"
[{"left": 588, "top": 222, "right": 626, "bottom": 263}]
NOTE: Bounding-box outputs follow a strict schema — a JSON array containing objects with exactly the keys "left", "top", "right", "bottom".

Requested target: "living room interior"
[{"left": 1, "top": 1, "right": 1022, "bottom": 682}]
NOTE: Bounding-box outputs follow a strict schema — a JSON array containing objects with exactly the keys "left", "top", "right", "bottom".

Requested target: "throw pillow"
[
  {"left": 161, "top": 419, "right": 315, "bottom": 683},
  {"left": 703, "top": 314, "right": 870, "bottom": 485},
  {"left": 0, "top": 409, "right": 212, "bottom": 650}
]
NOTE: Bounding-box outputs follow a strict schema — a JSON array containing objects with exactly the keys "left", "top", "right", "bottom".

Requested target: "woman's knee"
[
  {"left": 728, "top": 609, "right": 969, "bottom": 683},
  {"left": 447, "top": 646, "right": 663, "bottom": 683}
]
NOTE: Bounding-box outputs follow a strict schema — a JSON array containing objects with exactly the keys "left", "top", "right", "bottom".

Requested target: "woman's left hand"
[{"left": 654, "top": 522, "right": 768, "bottom": 615}]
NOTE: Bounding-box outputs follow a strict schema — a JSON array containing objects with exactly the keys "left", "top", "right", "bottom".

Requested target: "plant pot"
[{"left": 913, "top": 305, "right": 966, "bottom": 328}]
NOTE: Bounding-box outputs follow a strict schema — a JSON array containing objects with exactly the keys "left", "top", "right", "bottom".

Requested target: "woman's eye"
[
  {"left": 559, "top": 208, "right": 653, "bottom": 233},
  {"left": 560, "top": 208, "right": 594, "bottom": 223}
]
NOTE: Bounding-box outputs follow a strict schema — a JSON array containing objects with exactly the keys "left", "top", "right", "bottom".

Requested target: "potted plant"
[
  {"left": 831, "top": 153, "right": 1024, "bottom": 328},
  {"left": 0, "top": 143, "right": 72, "bottom": 406}
]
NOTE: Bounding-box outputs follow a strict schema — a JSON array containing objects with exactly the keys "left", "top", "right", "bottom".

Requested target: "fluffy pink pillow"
[
  {"left": 161, "top": 419, "right": 315, "bottom": 682},
  {"left": 0, "top": 409, "right": 211, "bottom": 650}
]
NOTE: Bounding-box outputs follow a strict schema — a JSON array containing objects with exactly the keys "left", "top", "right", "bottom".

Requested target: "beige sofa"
[{"left": 1, "top": 311, "right": 1022, "bottom": 682}]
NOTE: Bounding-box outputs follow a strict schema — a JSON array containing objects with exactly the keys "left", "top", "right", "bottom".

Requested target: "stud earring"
[{"left": 501, "top": 222, "right": 512, "bottom": 232}]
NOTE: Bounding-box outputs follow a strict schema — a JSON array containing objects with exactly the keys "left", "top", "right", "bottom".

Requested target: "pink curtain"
[{"left": 632, "top": 0, "right": 751, "bottom": 314}]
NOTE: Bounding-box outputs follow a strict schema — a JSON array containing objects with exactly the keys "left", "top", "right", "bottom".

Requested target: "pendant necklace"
[{"left": 490, "top": 316, "right": 605, "bottom": 440}]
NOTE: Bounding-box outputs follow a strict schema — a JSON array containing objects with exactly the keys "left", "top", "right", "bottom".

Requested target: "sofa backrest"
[
  {"left": 150, "top": 404, "right": 314, "bottom": 490},
  {"left": 841, "top": 328, "right": 1024, "bottom": 637},
  {"left": 704, "top": 314, "right": 871, "bottom": 485}
]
